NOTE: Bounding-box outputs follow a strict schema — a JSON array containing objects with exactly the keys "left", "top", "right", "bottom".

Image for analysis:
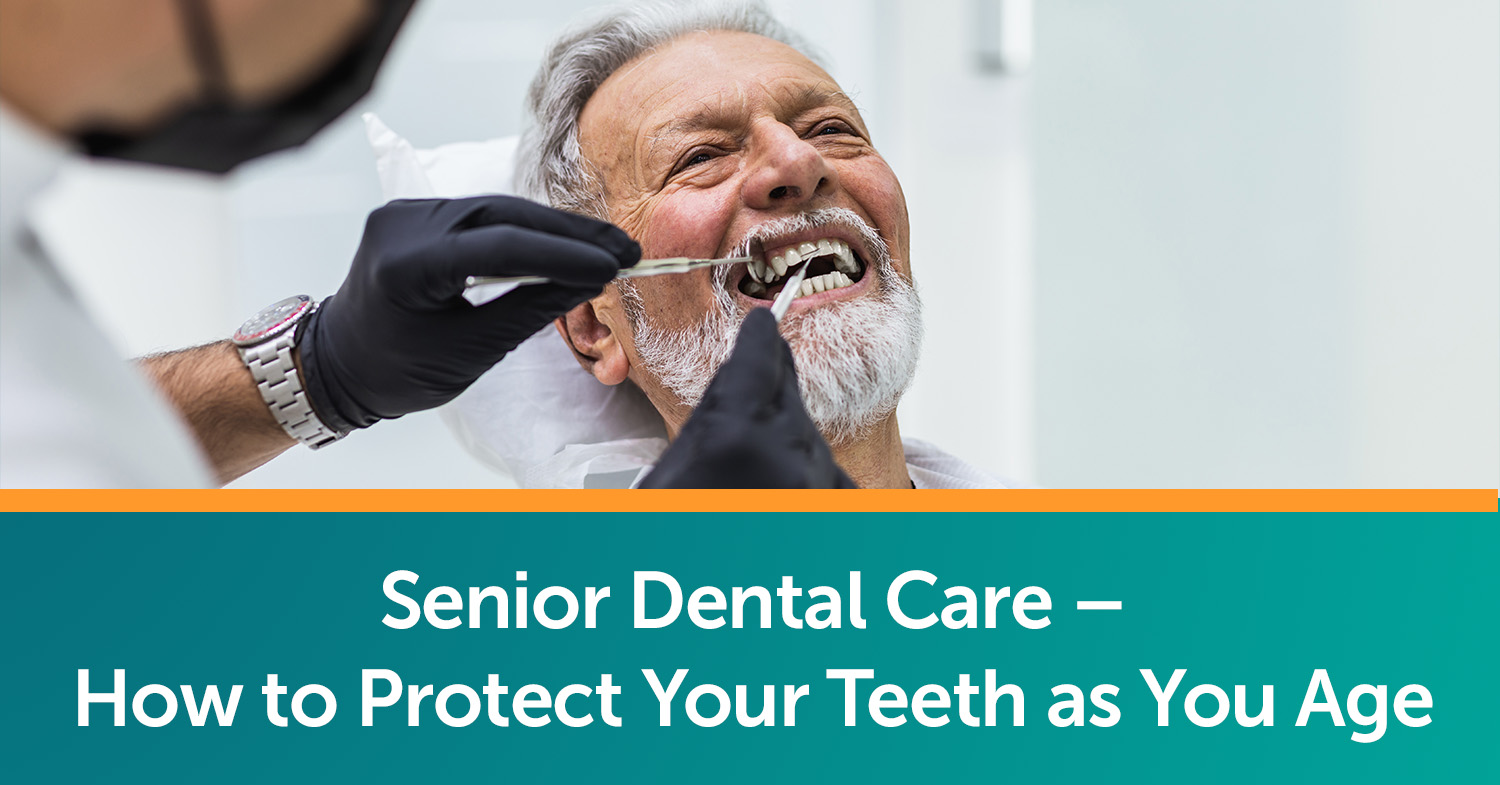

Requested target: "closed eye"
[
  {"left": 812, "top": 120, "right": 860, "bottom": 138},
  {"left": 673, "top": 146, "right": 723, "bottom": 176}
]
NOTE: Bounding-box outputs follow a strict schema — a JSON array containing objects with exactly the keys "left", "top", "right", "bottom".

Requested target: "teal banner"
[{"left": 5, "top": 512, "right": 1495, "bottom": 782}]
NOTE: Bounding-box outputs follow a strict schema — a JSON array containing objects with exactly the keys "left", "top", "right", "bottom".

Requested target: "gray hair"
[{"left": 516, "top": 0, "right": 818, "bottom": 219}]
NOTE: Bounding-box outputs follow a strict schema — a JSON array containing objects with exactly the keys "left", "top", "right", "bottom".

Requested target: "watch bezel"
[{"left": 232, "top": 295, "right": 313, "bottom": 346}]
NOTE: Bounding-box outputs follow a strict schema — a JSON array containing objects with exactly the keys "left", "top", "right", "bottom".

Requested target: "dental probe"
[
  {"left": 463, "top": 256, "right": 754, "bottom": 290},
  {"left": 768, "top": 261, "right": 811, "bottom": 322}
]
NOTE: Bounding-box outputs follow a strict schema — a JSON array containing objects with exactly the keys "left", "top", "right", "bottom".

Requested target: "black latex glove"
[
  {"left": 298, "top": 196, "right": 639, "bottom": 433},
  {"left": 640, "top": 309, "right": 856, "bottom": 489}
]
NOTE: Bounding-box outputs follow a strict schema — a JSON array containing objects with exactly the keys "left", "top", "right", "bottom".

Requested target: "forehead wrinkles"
[
  {"left": 650, "top": 67, "right": 844, "bottom": 136},
  {"left": 579, "top": 53, "right": 740, "bottom": 192},
  {"left": 641, "top": 85, "right": 750, "bottom": 162}
]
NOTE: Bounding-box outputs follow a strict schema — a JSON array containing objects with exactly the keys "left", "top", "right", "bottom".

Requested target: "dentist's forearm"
[{"left": 137, "top": 342, "right": 295, "bottom": 485}]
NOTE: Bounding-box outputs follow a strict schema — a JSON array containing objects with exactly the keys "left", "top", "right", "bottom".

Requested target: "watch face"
[{"left": 233, "top": 295, "right": 312, "bottom": 345}]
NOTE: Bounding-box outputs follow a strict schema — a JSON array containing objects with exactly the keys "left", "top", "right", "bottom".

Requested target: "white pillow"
[
  {"left": 362, "top": 113, "right": 666, "bottom": 488},
  {"left": 364, "top": 112, "right": 519, "bottom": 199}
]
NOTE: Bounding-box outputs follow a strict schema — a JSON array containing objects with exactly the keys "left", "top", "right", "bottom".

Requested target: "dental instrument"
[
  {"left": 768, "top": 260, "right": 811, "bottom": 322},
  {"left": 464, "top": 256, "right": 753, "bottom": 290}
]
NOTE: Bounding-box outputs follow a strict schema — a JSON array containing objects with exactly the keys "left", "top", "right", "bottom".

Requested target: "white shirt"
[
  {"left": 0, "top": 105, "right": 211, "bottom": 488},
  {"left": 442, "top": 328, "right": 1009, "bottom": 489},
  {"left": 901, "top": 438, "right": 1011, "bottom": 489},
  {"left": 565, "top": 436, "right": 1007, "bottom": 489}
]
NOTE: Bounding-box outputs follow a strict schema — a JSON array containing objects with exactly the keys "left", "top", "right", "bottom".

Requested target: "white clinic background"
[{"left": 30, "top": 0, "right": 1499, "bottom": 489}]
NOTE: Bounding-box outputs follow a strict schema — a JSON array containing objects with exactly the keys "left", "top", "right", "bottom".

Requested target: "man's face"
[{"left": 567, "top": 30, "right": 921, "bottom": 442}]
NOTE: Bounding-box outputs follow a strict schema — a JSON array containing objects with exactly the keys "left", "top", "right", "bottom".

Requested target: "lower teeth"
[
  {"left": 742, "top": 270, "right": 858, "bottom": 300},
  {"left": 797, "top": 270, "right": 854, "bottom": 297}
]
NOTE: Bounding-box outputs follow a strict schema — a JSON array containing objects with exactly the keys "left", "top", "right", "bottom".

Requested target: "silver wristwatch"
[{"left": 232, "top": 295, "right": 343, "bottom": 449}]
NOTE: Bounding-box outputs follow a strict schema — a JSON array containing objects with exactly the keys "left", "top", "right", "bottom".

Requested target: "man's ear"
[{"left": 556, "top": 300, "right": 630, "bottom": 386}]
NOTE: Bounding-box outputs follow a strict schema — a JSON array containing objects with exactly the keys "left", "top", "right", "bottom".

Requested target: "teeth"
[
  {"left": 744, "top": 236, "right": 864, "bottom": 298},
  {"left": 833, "top": 241, "right": 858, "bottom": 275},
  {"left": 795, "top": 270, "right": 854, "bottom": 299}
]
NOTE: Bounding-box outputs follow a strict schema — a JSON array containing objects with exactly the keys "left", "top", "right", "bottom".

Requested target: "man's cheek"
[
  {"left": 634, "top": 275, "right": 717, "bottom": 332},
  {"left": 641, "top": 193, "right": 735, "bottom": 257},
  {"left": 853, "top": 163, "right": 912, "bottom": 253}
]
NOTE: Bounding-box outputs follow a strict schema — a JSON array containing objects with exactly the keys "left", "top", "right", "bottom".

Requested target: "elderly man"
[{"left": 512, "top": 0, "right": 1000, "bottom": 488}]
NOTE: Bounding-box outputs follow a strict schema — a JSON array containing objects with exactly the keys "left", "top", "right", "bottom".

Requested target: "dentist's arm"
[
  {"left": 140, "top": 196, "right": 640, "bottom": 485},
  {"left": 138, "top": 343, "right": 294, "bottom": 485}
]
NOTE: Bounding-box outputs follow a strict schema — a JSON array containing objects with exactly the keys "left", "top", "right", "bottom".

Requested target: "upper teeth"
[{"left": 747, "top": 238, "right": 859, "bottom": 285}]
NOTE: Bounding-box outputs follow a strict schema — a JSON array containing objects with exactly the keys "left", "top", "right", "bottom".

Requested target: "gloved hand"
[
  {"left": 640, "top": 308, "right": 856, "bottom": 489},
  {"left": 298, "top": 196, "right": 639, "bottom": 433}
]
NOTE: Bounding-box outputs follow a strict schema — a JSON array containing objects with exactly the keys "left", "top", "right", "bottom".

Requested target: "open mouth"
[{"left": 738, "top": 238, "right": 868, "bottom": 301}]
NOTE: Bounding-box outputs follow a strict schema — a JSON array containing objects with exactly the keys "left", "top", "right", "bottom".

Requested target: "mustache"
[{"left": 728, "top": 207, "right": 890, "bottom": 261}]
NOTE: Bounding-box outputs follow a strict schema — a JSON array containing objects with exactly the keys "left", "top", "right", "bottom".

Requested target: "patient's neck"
[{"left": 833, "top": 415, "right": 911, "bottom": 489}]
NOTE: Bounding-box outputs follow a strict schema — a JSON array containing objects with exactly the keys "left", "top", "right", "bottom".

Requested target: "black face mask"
[{"left": 77, "top": 0, "right": 416, "bottom": 174}]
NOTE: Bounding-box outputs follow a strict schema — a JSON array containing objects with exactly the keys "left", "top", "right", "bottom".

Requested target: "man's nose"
[{"left": 741, "top": 123, "right": 838, "bottom": 210}]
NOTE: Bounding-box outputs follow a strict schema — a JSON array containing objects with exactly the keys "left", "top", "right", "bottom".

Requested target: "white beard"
[{"left": 623, "top": 210, "right": 923, "bottom": 445}]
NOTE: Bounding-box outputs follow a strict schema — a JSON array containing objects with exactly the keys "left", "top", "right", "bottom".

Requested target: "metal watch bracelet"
[{"left": 239, "top": 322, "right": 344, "bottom": 449}]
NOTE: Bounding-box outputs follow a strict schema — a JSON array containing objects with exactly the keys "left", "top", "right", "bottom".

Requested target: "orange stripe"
[{"left": 0, "top": 489, "right": 1493, "bottom": 513}]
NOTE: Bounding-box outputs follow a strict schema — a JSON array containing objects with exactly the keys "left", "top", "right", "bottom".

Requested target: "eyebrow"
[
  {"left": 651, "top": 113, "right": 736, "bottom": 143},
  {"left": 786, "top": 84, "right": 860, "bottom": 115},
  {"left": 644, "top": 85, "right": 862, "bottom": 161}
]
